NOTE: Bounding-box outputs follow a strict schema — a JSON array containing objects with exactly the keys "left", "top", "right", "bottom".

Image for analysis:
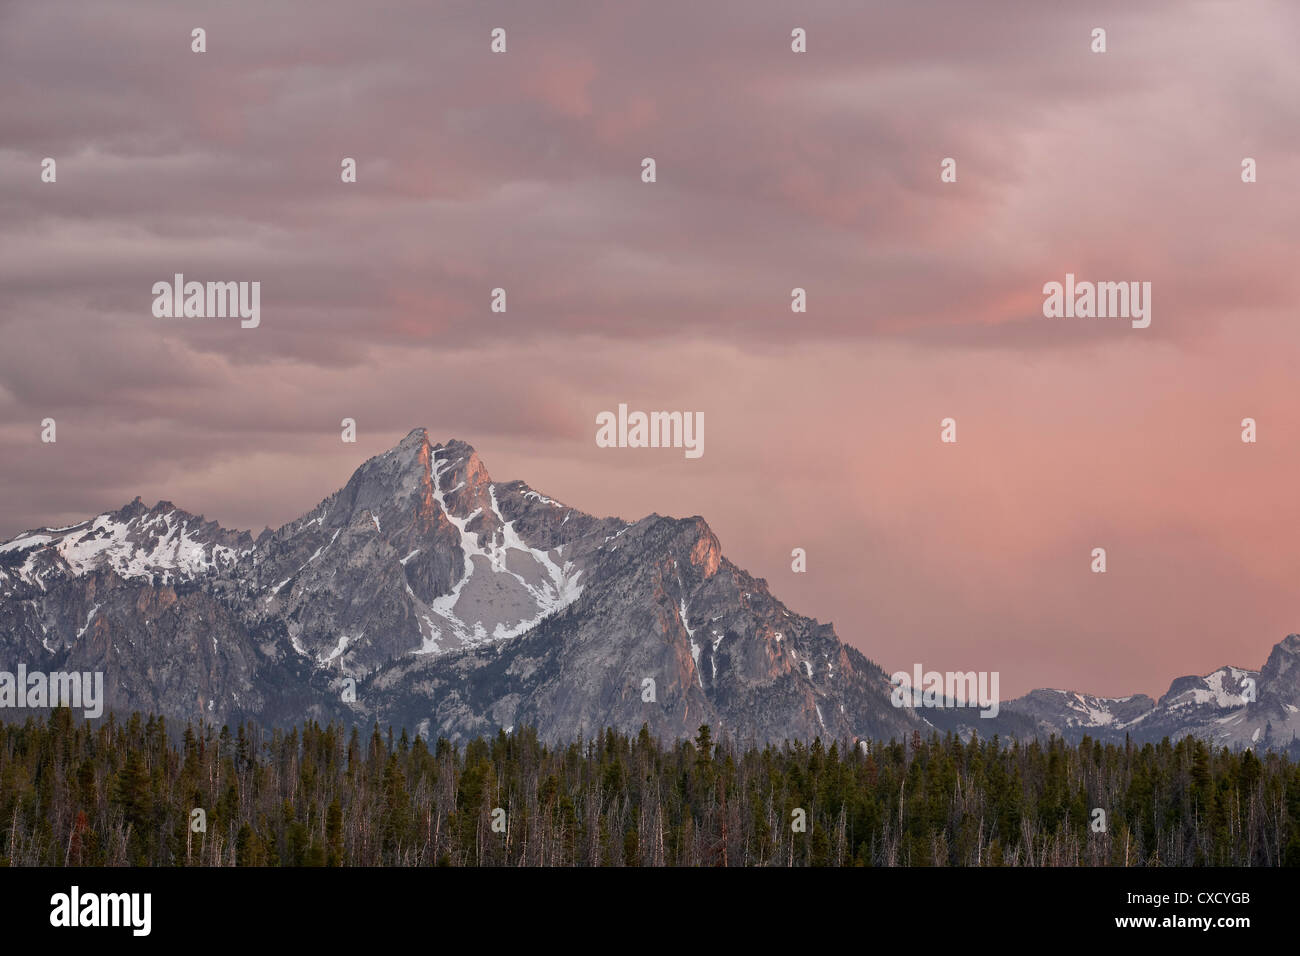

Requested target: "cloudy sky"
[{"left": 3, "top": 0, "right": 1299, "bottom": 699}]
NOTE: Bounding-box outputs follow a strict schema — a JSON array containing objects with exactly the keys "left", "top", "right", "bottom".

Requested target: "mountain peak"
[
  {"left": 387, "top": 430, "right": 483, "bottom": 477},
  {"left": 111, "top": 496, "right": 189, "bottom": 523},
  {"left": 394, "top": 428, "right": 476, "bottom": 453},
  {"left": 432, "top": 436, "right": 478, "bottom": 458}
]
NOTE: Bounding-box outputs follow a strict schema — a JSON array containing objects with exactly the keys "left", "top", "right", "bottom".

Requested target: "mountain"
[
  {"left": 0, "top": 429, "right": 924, "bottom": 745},
  {"left": 2, "top": 428, "right": 1298, "bottom": 753},
  {"left": 998, "top": 640, "right": 1300, "bottom": 752},
  {"left": 0, "top": 496, "right": 251, "bottom": 591}
]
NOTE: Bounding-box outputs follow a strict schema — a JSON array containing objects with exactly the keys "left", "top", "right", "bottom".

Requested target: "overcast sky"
[{"left": 3, "top": 0, "right": 1300, "bottom": 698}]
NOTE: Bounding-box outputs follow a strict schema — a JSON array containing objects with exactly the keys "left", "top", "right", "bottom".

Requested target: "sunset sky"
[{"left": 3, "top": 0, "right": 1299, "bottom": 700}]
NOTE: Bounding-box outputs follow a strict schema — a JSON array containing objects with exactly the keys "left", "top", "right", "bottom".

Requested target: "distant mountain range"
[
  {"left": 2, "top": 428, "right": 1297, "bottom": 753},
  {"left": 994, "top": 646, "right": 1300, "bottom": 752}
]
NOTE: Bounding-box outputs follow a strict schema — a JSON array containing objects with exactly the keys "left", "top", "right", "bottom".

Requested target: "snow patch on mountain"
[
  {"left": 411, "top": 448, "right": 583, "bottom": 655},
  {"left": 0, "top": 507, "right": 245, "bottom": 587}
]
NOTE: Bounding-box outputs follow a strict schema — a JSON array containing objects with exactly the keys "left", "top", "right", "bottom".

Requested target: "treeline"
[{"left": 1, "top": 709, "right": 1298, "bottom": 866}]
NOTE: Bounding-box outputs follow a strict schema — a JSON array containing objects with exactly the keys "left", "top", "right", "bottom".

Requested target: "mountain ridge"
[
  {"left": 1, "top": 429, "right": 1297, "bottom": 754},
  {"left": 0, "top": 429, "right": 923, "bottom": 745}
]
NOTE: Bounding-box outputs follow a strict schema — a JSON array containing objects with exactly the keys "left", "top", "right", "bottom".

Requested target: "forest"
[{"left": 1, "top": 709, "right": 1297, "bottom": 867}]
